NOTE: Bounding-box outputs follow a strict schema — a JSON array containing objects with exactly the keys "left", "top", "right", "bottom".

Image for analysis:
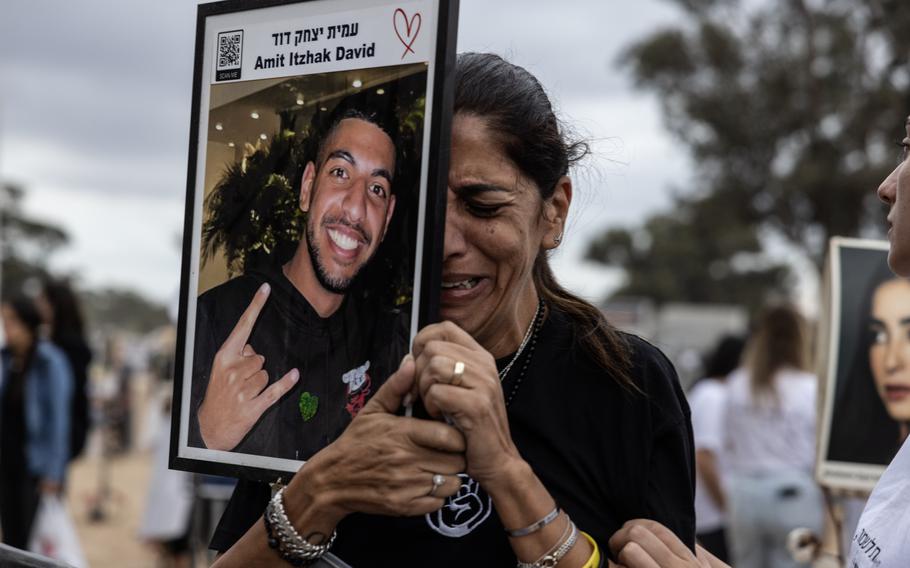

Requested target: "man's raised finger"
[
  {"left": 224, "top": 283, "right": 270, "bottom": 353},
  {"left": 252, "top": 368, "right": 299, "bottom": 414}
]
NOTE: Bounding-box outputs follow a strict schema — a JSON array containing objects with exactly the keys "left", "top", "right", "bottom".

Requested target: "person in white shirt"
[
  {"left": 721, "top": 305, "right": 822, "bottom": 568},
  {"left": 843, "top": 112, "right": 910, "bottom": 568},
  {"left": 687, "top": 335, "right": 745, "bottom": 562}
]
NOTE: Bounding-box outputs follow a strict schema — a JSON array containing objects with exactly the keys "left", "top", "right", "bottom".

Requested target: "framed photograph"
[
  {"left": 170, "top": 0, "right": 458, "bottom": 482},
  {"left": 816, "top": 237, "right": 908, "bottom": 491}
]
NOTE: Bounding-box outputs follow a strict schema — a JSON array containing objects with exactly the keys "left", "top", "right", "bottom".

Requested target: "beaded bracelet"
[
  {"left": 516, "top": 519, "right": 578, "bottom": 568},
  {"left": 263, "top": 487, "right": 337, "bottom": 566}
]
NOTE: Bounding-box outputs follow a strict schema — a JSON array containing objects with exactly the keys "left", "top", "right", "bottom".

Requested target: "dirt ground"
[
  {"left": 67, "top": 448, "right": 160, "bottom": 568},
  {"left": 62, "top": 370, "right": 218, "bottom": 568}
]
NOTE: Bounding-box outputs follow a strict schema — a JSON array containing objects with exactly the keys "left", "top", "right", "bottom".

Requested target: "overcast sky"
[{"left": 0, "top": 0, "right": 690, "bottom": 306}]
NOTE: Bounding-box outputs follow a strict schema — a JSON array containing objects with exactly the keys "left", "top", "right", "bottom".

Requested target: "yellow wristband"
[{"left": 580, "top": 531, "right": 601, "bottom": 568}]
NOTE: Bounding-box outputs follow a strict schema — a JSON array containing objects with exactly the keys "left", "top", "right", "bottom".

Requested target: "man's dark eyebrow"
[
  {"left": 372, "top": 168, "right": 393, "bottom": 183},
  {"left": 901, "top": 317, "right": 910, "bottom": 326},
  {"left": 327, "top": 149, "right": 392, "bottom": 183},
  {"left": 327, "top": 149, "right": 354, "bottom": 165},
  {"left": 454, "top": 183, "right": 513, "bottom": 197}
]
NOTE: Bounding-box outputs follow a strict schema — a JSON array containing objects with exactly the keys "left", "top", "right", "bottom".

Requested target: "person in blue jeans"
[{"left": 0, "top": 295, "right": 74, "bottom": 549}]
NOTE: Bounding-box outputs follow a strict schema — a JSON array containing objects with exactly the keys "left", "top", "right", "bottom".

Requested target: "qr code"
[{"left": 217, "top": 30, "right": 243, "bottom": 70}]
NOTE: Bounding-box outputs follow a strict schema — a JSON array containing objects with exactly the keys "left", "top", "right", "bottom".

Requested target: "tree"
[
  {"left": 0, "top": 182, "right": 68, "bottom": 298},
  {"left": 81, "top": 288, "right": 170, "bottom": 334},
  {"left": 588, "top": 0, "right": 910, "bottom": 308},
  {"left": 588, "top": 191, "right": 791, "bottom": 309},
  {"left": 1, "top": 183, "right": 168, "bottom": 333}
]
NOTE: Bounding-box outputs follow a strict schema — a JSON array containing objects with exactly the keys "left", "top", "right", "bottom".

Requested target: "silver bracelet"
[
  {"left": 516, "top": 520, "right": 578, "bottom": 568},
  {"left": 506, "top": 506, "right": 561, "bottom": 537},
  {"left": 265, "top": 486, "right": 337, "bottom": 562}
]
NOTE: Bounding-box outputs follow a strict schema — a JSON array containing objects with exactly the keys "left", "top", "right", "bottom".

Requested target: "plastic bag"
[{"left": 28, "top": 494, "right": 89, "bottom": 568}]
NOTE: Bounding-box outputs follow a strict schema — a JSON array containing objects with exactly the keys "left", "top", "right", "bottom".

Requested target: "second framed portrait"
[
  {"left": 817, "top": 238, "right": 909, "bottom": 491},
  {"left": 170, "top": 0, "right": 458, "bottom": 481}
]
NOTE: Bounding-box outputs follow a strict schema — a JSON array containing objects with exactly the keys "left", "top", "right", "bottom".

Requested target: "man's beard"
[{"left": 305, "top": 214, "right": 372, "bottom": 294}]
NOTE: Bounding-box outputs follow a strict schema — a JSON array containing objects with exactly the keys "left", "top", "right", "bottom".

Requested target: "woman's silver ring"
[
  {"left": 451, "top": 360, "right": 465, "bottom": 386},
  {"left": 429, "top": 474, "right": 446, "bottom": 497}
]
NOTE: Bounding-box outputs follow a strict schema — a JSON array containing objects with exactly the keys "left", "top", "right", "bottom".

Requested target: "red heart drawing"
[{"left": 393, "top": 8, "right": 422, "bottom": 59}]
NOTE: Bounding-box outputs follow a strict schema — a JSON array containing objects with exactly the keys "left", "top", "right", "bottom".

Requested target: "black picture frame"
[{"left": 170, "top": 0, "right": 459, "bottom": 483}]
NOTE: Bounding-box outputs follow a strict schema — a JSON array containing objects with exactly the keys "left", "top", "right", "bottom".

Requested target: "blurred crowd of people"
[
  {"left": 687, "top": 304, "right": 883, "bottom": 568},
  {"left": 0, "top": 281, "right": 92, "bottom": 551},
  {"left": 0, "top": 279, "right": 200, "bottom": 568}
]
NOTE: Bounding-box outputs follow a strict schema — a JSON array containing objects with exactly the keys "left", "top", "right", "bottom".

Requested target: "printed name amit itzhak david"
[{"left": 255, "top": 42, "right": 376, "bottom": 69}]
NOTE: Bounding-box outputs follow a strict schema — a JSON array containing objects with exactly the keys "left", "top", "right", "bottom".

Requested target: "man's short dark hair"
[
  {"left": 305, "top": 106, "right": 402, "bottom": 194},
  {"left": 315, "top": 109, "right": 395, "bottom": 169}
]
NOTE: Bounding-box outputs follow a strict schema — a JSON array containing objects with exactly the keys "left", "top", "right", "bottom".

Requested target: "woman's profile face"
[
  {"left": 877, "top": 115, "right": 910, "bottom": 277},
  {"left": 439, "top": 113, "right": 563, "bottom": 351},
  {"left": 868, "top": 278, "right": 910, "bottom": 422}
]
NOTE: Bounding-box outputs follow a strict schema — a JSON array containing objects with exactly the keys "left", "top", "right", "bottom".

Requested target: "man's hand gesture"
[{"left": 198, "top": 283, "right": 299, "bottom": 451}]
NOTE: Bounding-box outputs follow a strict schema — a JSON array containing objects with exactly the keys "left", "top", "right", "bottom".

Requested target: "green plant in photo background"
[{"left": 202, "top": 112, "right": 307, "bottom": 277}]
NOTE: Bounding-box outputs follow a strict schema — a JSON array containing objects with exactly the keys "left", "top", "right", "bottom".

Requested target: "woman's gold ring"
[
  {"left": 451, "top": 360, "right": 465, "bottom": 386},
  {"left": 428, "top": 474, "right": 446, "bottom": 497}
]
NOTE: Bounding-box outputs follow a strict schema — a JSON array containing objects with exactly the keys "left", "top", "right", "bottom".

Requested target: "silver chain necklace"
[{"left": 498, "top": 300, "right": 543, "bottom": 381}]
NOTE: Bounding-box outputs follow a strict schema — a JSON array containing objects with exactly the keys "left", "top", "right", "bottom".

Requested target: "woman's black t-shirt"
[{"left": 210, "top": 307, "right": 696, "bottom": 566}]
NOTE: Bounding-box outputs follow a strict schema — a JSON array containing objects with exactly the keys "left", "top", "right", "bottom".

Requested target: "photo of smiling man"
[
  {"left": 187, "top": 103, "right": 413, "bottom": 464},
  {"left": 169, "top": 0, "right": 452, "bottom": 482}
]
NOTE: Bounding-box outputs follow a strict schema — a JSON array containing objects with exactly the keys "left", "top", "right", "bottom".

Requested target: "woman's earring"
[{"left": 553, "top": 233, "right": 562, "bottom": 246}]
